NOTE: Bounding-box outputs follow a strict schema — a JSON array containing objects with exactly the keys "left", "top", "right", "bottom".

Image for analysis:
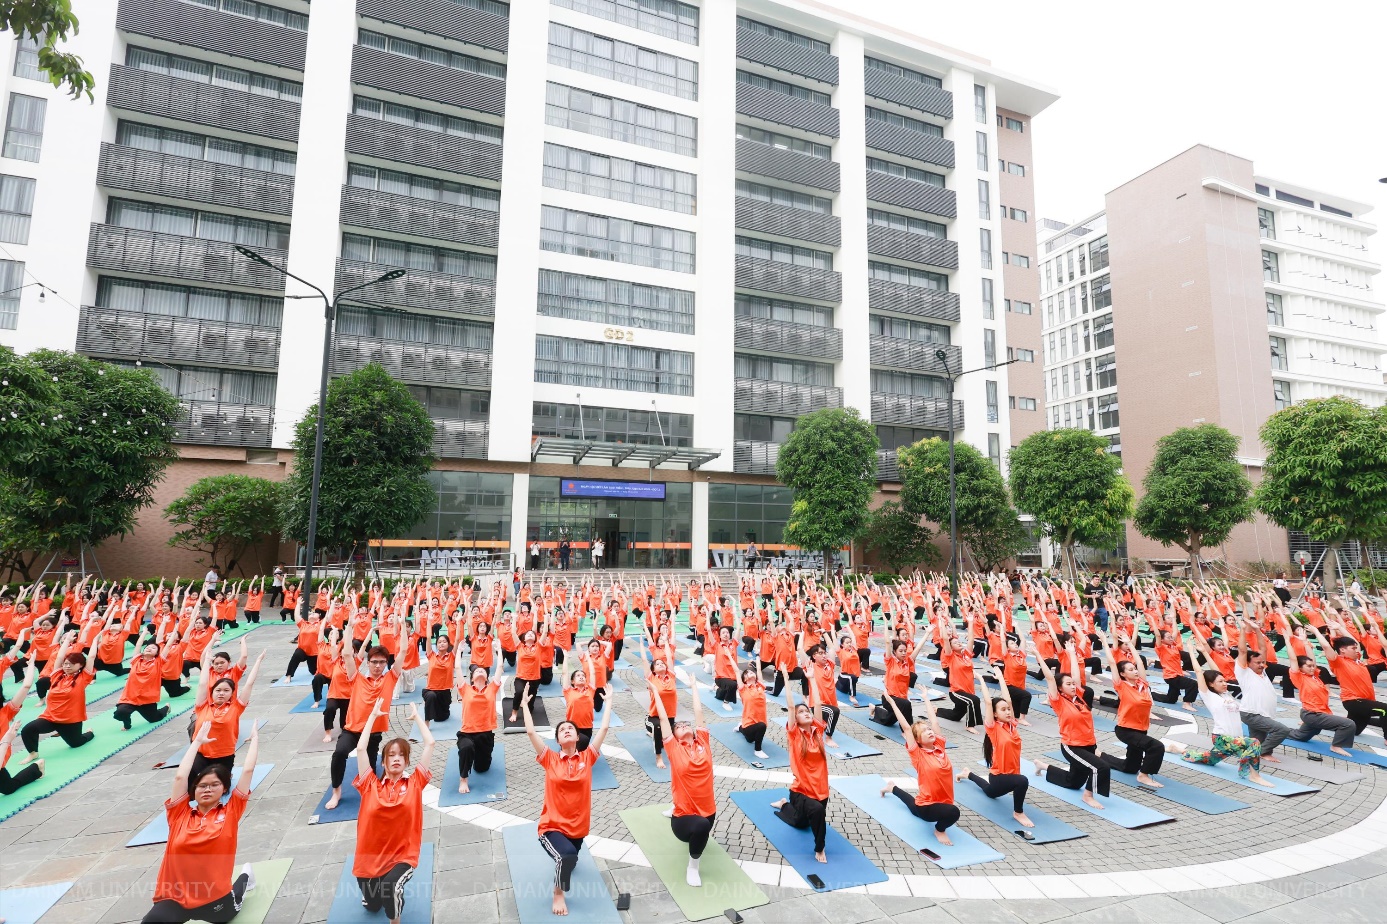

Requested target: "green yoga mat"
[
  {"left": 232, "top": 859, "right": 293, "bottom": 924},
  {"left": 619, "top": 803, "right": 768, "bottom": 921}
]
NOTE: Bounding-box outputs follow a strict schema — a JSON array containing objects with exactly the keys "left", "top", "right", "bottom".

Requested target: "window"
[
  {"left": 549, "top": 24, "right": 698, "bottom": 99},
  {"left": 973, "top": 84, "right": 987, "bottom": 122},
  {"left": 540, "top": 206, "right": 695, "bottom": 272},
  {"left": 979, "top": 228, "right": 992, "bottom": 270},
  {"left": 1255, "top": 183, "right": 1270, "bottom": 196},
  {"left": 708, "top": 482, "right": 793, "bottom": 548},
  {"left": 983, "top": 329, "right": 997, "bottom": 368},
  {"left": 1258, "top": 207, "right": 1276, "bottom": 240},
  {"left": 975, "top": 131, "right": 988, "bottom": 170},
  {"left": 2, "top": 93, "right": 44, "bottom": 162},
  {"left": 1097, "top": 393, "right": 1119, "bottom": 429},
  {"left": 1009, "top": 207, "right": 1028, "bottom": 222},
  {"left": 1275, "top": 190, "right": 1314, "bottom": 208},
  {"left": 981, "top": 278, "right": 994, "bottom": 319},
  {"left": 0, "top": 174, "right": 35, "bottom": 243},
  {"left": 978, "top": 179, "right": 991, "bottom": 219},
  {"left": 342, "top": 233, "right": 496, "bottom": 278},
  {"left": 131, "top": 363, "right": 277, "bottom": 408},
  {"left": 737, "top": 16, "right": 829, "bottom": 53},
  {"left": 735, "top": 236, "right": 831, "bottom": 271},
  {"left": 1089, "top": 236, "right": 1109, "bottom": 272},
  {"left": 97, "top": 277, "right": 284, "bottom": 326},
  {"left": 740, "top": 180, "right": 830, "bottom": 215},
  {"left": 404, "top": 384, "right": 489, "bottom": 421},
  {"left": 354, "top": 96, "right": 501, "bottom": 143},
  {"left": 985, "top": 379, "right": 999, "bottom": 423},
  {"left": 1047, "top": 333, "right": 1056, "bottom": 363},
  {"left": 1262, "top": 250, "right": 1280, "bottom": 283},
  {"left": 876, "top": 425, "right": 946, "bottom": 452},
  {"left": 1091, "top": 274, "right": 1111, "bottom": 311},
  {"left": 538, "top": 269, "right": 695, "bottom": 334},
  {"left": 547, "top": 83, "right": 696, "bottom": 156},
  {"left": 536, "top": 334, "right": 694, "bottom": 395},
  {"left": 864, "top": 56, "right": 940, "bottom": 88},
  {"left": 870, "top": 369, "right": 949, "bottom": 398},
  {"left": 544, "top": 144, "right": 696, "bottom": 213},
  {"left": 1006, "top": 162, "right": 1026, "bottom": 177},
  {"left": 359, "top": 30, "right": 505, "bottom": 79},
  {"left": 1093, "top": 314, "right": 1114, "bottom": 349},
  {"left": 1094, "top": 353, "right": 1116, "bottom": 389},
  {"left": 126, "top": 47, "right": 301, "bottom": 100},
  {"left": 1005, "top": 253, "right": 1030, "bottom": 268},
  {"left": 1270, "top": 335, "right": 1288, "bottom": 371},
  {"left": 868, "top": 261, "right": 947, "bottom": 291},
  {"left": 740, "top": 125, "right": 830, "bottom": 160},
  {"left": 12, "top": 35, "right": 40, "bottom": 81},
  {"left": 734, "top": 413, "right": 796, "bottom": 444},
  {"left": 869, "top": 314, "right": 949, "bottom": 344},
  {"left": 1011, "top": 396, "right": 1037, "bottom": 411},
  {"left": 1009, "top": 300, "right": 1032, "bottom": 315},
  {"left": 188, "top": 0, "right": 309, "bottom": 29},
  {"left": 1006, "top": 347, "right": 1035, "bottom": 363},
  {"left": 1066, "top": 251, "right": 1074, "bottom": 281},
  {"left": 987, "top": 433, "right": 1002, "bottom": 468},
  {"left": 120, "top": 122, "right": 297, "bottom": 175},
  {"left": 338, "top": 305, "right": 489, "bottom": 350},
  {"left": 735, "top": 354, "right": 833, "bottom": 386},
  {"left": 1273, "top": 380, "right": 1291, "bottom": 410},
  {"left": 866, "top": 107, "right": 943, "bottom": 137},
  {"left": 866, "top": 156, "right": 944, "bottom": 186},
  {"left": 348, "top": 163, "right": 497, "bottom": 210},
  {"left": 1082, "top": 320, "right": 1091, "bottom": 352},
  {"left": 0, "top": 258, "right": 20, "bottom": 329},
  {"left": 867, "top": 208, "right": 944, "bottom": 238},
  {"left": 1078, "top": 248, "right": 1086, "bottom": 276},
  {"left": 1004, "top": 117, "right": 1024, "bottom": 132},
  {"left": 738, "top": 294, "right": 833, "bottom": 328},
  {"left": 1044, "top": 262, "right": 1053, "bottom": 290},
  {"left": 556, "top": 0, "right": 698, "bottom": 45},
  {"left": 739, "top": 70, "right": 830, "bottom": 106},
  {"left": 1266, "top": 292, "right": 1284, "bottom": 326},
  {"left": 109, "top": 198, "right": 291, "bottom": 249}
]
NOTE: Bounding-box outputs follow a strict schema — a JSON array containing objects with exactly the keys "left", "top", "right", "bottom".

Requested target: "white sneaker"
[
  {"left": 241, "top": 864, "right": 258, "bottom": 893},
  {"left": 754, "top": 750, "right": 769, "bottom": 759},
  {"left": 662, "top": 807, "right": 674, "bottom": 818},
  {"left": 722, "top": 702, "right": 733, "bottom": 711},
  {"left": 686, "top": 858, "right": 702, "bottom": 887}
]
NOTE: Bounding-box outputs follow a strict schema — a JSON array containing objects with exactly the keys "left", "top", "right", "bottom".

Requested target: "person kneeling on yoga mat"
[
  {"left": 113, "top": 628, "right": 173, "bottom": 731},
  {"left": 651, "top": 675, "right": 716, "bottom": 886},
  {"left": 20, "top": 631, "right": 97, "bottom": 761},
  {"left": 934, "top": 623, "right": 982, "bottom": 735},
  {"left": 1164, "top": 637, "right": 1276, "bottom": 788},
  {"left": 327, "top": 634, "right": 403, "bottom": 811},
  {"left": 770, "top": 666, "right": 831, "bottom": 864},
  {"left": 873, "top": 634, "right": 922, "bottom": 728},
  {"left": 1094, "top": 626, "right": 1164, "bottom": 788},
  {"left": 736, "top": 667, "right": 770, "bottom": 759},
  {"left": 877, "top": 680, "right": 960, "bottom": 846},
  {"left": 353, "top": 702, "right": 434, "bottom": 924},
  {"left": 144, "top": 721, "right": 260, "bottom": 923},
  {"left": 1028, "top": 640, "right": 1108, "bottom": 810},
  {"left": 962, "top": 669, "right": 1033, "bottom": 827},
  {"left": 523, "top": 684, "right": 613, "bottom": 917},
  {"left": 456, "top": 638, "right": 503, "bottom": 794}
]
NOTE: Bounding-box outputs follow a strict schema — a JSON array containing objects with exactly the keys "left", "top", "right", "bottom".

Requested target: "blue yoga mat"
[
  {"left": 952, "top": 777, "right": 1086, "bottom": 844},
  {"left": 698, "top": 685, "right": 743, "bottom": 718},
  {"left": 1169, "top": 748, "right": 1320, "bottom": 795},
  {"left": 708, "top": 721, "right": 790, "bottom": 769},
  {"left": 544, "top": 739, "right": 618, "bottom": 790},
  {"left": 587, "top": 702, "right": 624, "bottom": 727},
  {"left": 0, "top": 881, "right": 74, "bottom": 924},
  {"left": 830, "top": 774, "right": 1004, "bottom": 869},
  {"left": 616, "top": 729, "right": 671, "bottom": 783},
  {"left": 272, "top": 664, "right": 313, "bottom": 687},
  {"left": 503, "top": 822, "right": 620, "bottom": 924},
  {"left": 729, "top": 789, "right": 887, "bottom": 891},
  {"left": 1271, "top": 732, "right": 1387, "bottom": 768},
  {"left": 288, "top": 693, "right": 325, "bottom": 715},
  {"left": 127, "top": 764, "right": 274, "bottom": 846},
  {"left": 824, "top": 728, "right": 883, "bottom": 760},
  {"left": 326, "top": 842, "right": 433, "bottom": 924},
  {"left": 410, "top": 711, "right": 461, "bottom": 741},
  {"left": 157, "top": 720, "right": 266, "bottom": 768},
  {"left": 839, "top": 709, "right": 956, "bottom": 749},
  {"left": 1018, "top": 759, "right": 1174, "bottom": 828},
  {"left": 1050, "top": 752, "right": 1250, "bottom": 815},
  {"left": 437, "top": 738, "right": 507, "bottom": 807},
  {"left": 310, "top": 768, "right": 363, "bottom": 824},
  {"left": 392, "top": 684, "right": 425, "bottom": 704}
]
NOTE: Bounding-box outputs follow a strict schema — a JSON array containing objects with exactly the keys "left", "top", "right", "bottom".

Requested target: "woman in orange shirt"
[
  {"left": 242, "top": 577, "right": 264, "bottom": 625},
  {"left": 770, "top": 662, "right": 831, "bottom": 863},
  {"left": 962, "top": 669, "right": 1033, "bottom": 828},
  {"left": 506, "top": 629, "right": 543, "bottom": 724},
  {"left": 991, "top": 636, "right": 1033, "bottom": 723},
  {"left": 19, "top": 632, "right": 97, "bottom": 759},
  {"left": 352, "top": 701, "right": 434, "bottom": 924},
  {"left": 650, "top": 675, "right": 716, "bottom": 887},
  {"left": 877, "top": 682, "right": 960, "bottom": 847},
  {"left": 281, "top": 610, "right": 323, "bottom": 683},
  {"left": 326, "top": 636, "right": 403, "bottom": 811},
  {"left": 836, "top": 633, "right": 861, "bottom": 707},
  {"left": 521, "top": 678, "right": 614, "bottom": 917},
  {"left": 736, "top": 666, "right": 770, "bottom": 759},
  {"left": 1030, "top": 640, "right": 1108, "bottom": 809},
  {"left": 560, "top": 648, "right": 597, "bottom": 750},
  {"left": 145, "top": 720, "right": 260, "bottom": 923},
  {"left": 318, "top": 631, "right": 351, "bottom": 743},
  {"left": 637, "top": 634, "right": 679, "bottom": 770},
  {"left": 456, "top": 638, "right": 503, "bottom": 794},
  {"left": 190, "top": 641, "right": 265, "bottom": 779},
  {"left": 1096, "top": 627, "right": 1164, "bottom": 786},
  {"left": 114, "top": 628, "right": 173, "bottom": 730},
  {"left": 710, "top": 625, "right": 740, "bottom": 708},
  {"left": 419, "top": 635, "right": 455, "bottom": 729},
  {"left": 935, "top": 626, "right": 982, "bottom": 733}
]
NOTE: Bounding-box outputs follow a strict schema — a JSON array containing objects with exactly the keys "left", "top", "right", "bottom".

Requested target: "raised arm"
[
  {"left": 648, "top": 668, "right": 674, "bottom": 742},
  {"left": 1029, "top": 640, "right": 1059, "bottom": 697},
  {"left": 233, "top": 724, "right": 260, "bottom": 796},
  {"left": 238, "top": 649, "right": 267, "bottom": 705},
  {"left": 1185, "top": 636, "right": 1210, "bottom": 693},
  {"left": 689, "top": 676, "right": 706, "bottom": 730},
  {"left": 519, "top": 689, "right": 546, "bottom": 757},
  {"left": 408, "top": 703, "right": 435, "bottom": 768},
  {"left": 883, "top": 689, "right": 915, "bottom": 748},
  {"left": 174, "top": 721, "right": 214, "bottom": 801},
  {"left": 356, "top": 699, "right": 385, "bottom": 778},
  {"left": 589, "top": 680, "right": 614, "bottom": 753}
]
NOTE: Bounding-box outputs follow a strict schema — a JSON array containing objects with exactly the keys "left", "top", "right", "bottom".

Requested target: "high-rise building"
[
  {"left": 1037, "top": 144, "right": 1384, "bottom": 569},
  {"left": 0, "top": 0, "right": 1055, "bottom": 575}
]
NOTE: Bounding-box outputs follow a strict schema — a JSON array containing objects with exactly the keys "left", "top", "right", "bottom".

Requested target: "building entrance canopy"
[{"left": 530, "top": 437, "right": 721, "bottom": 470}]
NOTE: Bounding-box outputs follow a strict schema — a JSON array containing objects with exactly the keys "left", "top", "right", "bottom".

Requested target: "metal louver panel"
[
  {"left": 735, "top": 140, "right": 839, "bottom": 192},
  {"left": 117, "top": 0, "right": 306, "bottom": 69},
  {"left": 86, "top": 224, "right": 287, "bottom": 292},
  {"left": 735, "top": 28, "right": 838, "bottom": 84},
  {"left": 78, "top": 305, "right": 282, "bottom": 371},
  {"left": 864, "top": 69, "right": 953, "bottom": 119},
  {"left": 865, "top": 120, "right": 955, "bottom": 169},
  {"left": 871, "top": 392, "right": 963, "bottom": 429},
  {"left": 99, "top": 143, "right": 295, "bottom": 215},
  {"left": 351, "top": 45, "right": 506, "bottom": 117},
  {"left": 868, "top": 279, "right": 961, "bottom": 322},
  {"left": 735, "top": 255, "right": 841, "bottom": 303},
  {"left": 735, "top": 198, "right": 839, "bottom": 247},
  {"left": 332, "top": 335, "right": 492, "bottom": 389},
  {"left": 736, "top": 83, "right": 839, "bottom": 138},
  {"left": 865, "top": 172, "right": 956, "bottom": 219},
  {"left": 336, "top": 260, "right": 495, "bottom": 319},
  {"left": 866, "top": 225, "right": 959, "bottom": 270},
  {"left": 734, "top": 316, "right": 843, "bottom": 360},
  {"left": 344, "top": 114, "right": 502, "bottom": 181},
  {"left": 174, "top": 400, "right": 274, "bottom": 447},
  {"left": 733, "top": 439, "right": 780, "bottom": 475},
  {"left": 357, "top": 0, "right": 508, "bottom": 53},
  {"left": 876, "top": 449, "right": 901, "bottom": 482},
  {"left": 433, "top": 418, "right": 489, "bottom": 459},
  {"left": 869, "top": 336, "right": 961, "bottom": 375},
  {"left": 734, "top": 378, "right": 842, "bottom": 416},
  {"left": 108, "top": 64, "right": 301, "bottom": 141},
  {"left": 339, "top": 186, "right": 499, "bottom": 249}
]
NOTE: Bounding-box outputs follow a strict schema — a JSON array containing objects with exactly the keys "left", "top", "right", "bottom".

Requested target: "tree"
[
  {"left": 0, "top": 349, "right": 180, "bottom": 579},
  {"left": 963, "top": 505, "right": 1030, "bottom": 573},
  {"left": 281, "top": 364, "right": 436, "bottom": 569},
  {"left": 860, "top": 501, "right": 937, "bottom": 574},
  {"left": 0, "top": 1, "right": 95, "bottom": 100},
  {"left": 1255, "top": 397, "right": 1387, "bottom": 592},
  {"left": 897, "top": 437, "right": 1028, "bottom": 572},
  {"left": 1133, "top": 424, "right": 1254, "bottom": 577},
  {"left": 1010, "top": 428, "right": 1135, "bottom": 580},
  {"left": 776, "top": 407, "right": 878, "bottom": 572},
  {"left": 166, "top": 474, "right": 286, "bottom": 576}
]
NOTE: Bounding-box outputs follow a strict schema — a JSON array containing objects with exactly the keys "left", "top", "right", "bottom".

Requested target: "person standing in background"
[
  {"left": 592, "top": 538, "right": 605, "bottom": 572},
  {"left": 529, "top": 541, "right": 541, "bottom": 571},
  {"left": 558, "top": 538, "right": 571, "bottom": 572},
  {"left": 268, "top": 566, "right": 285, "bottom": 608}
]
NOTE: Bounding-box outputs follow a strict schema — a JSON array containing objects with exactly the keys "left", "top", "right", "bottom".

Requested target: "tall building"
[
  {"left": 0, "top": 0, "right": 1054, "bottom": 575},
  {"left": 1037, "top": 144, "right": 1384, "bottom": 569}
]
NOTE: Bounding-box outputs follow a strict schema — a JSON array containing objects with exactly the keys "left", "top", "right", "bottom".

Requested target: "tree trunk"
[
  {"left": 1325, "top": 541, "right": 1343, "bottom": 593},
  {"left": 822, "top": 549, "right": 832, "bottom": 576},
  {"left": 1061, "top": 542, "right": 1077, "bottom": 583},
  {"left": 1187, "top": 537, "right": 1203, "bottom": 583}
]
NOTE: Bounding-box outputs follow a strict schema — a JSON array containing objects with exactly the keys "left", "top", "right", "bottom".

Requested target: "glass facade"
[
  {"left": 708, "top": 484, "right": 845, "bottom": 569},
  {"left": 375, "top": 471, "right": 514, "bottom": 564},
  {"left": 528, "top": 477, "right": 692, "bottom": 568}
]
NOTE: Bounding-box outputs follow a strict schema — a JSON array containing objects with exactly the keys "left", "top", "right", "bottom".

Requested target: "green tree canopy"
[
  {"left": 1009, "top": 428, "right": 1135, "bottom": 579},
  {"left": 166, "top": 474, "right": 286, "bottom": 576},
  {"left": 776, "top": 407, "right": 878, "bottom": 571},
  {"left": 898, "top": 437, "right": 1027, "bottom": 573},
  {"left": 1133, "top": 424, "right": 1254, "bottom": 576},
  {"left": 860, "top": 500, "right": 937, "bottom": 574},
  {"left": 282, "top": 364, "right": 436, "bottom": 562},
  {"left": 0, "top": 348, "right": 180, "bottom": 579},
  {"left": 1255, "top": 397, "right": 1387, "bottom": 591},
  {"left": 963, "top": 504, "right": 1030, "bottom": 574},
  {"left": 1, "top": 1, "right": 95, "bottom": 99}
]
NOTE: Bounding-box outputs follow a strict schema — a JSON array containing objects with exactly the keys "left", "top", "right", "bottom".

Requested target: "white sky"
[{"left": 866, "top": 0, "right": 1387, "bottom": 227}]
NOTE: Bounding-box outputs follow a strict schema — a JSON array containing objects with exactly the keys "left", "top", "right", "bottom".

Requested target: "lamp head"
[
  {"left": 376, "top": 269, "right": 406, "bottom": 282},
  {"left": 234, "top": 245, "right": 271, "bottom": 266}
]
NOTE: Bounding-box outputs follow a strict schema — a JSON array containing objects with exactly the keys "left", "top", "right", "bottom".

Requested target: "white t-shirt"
[
  {"left": 1234, "top": 664, "right": 1277, "bottom": 718},
  {"left": 1201, "top": 690, "right": 1244, "bottom": 737},
  {"left": 593, "top": 540, "right": 604, "bottom": 557},
  {"left": 204, "top": 569, "right": 219, "bottom": 586}
]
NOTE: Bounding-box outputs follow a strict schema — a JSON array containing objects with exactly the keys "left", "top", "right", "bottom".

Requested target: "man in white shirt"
[
  {"left": 269, "top": 565, "right": 285, "bottom": 607},
  {"left": 592, "top": 538, "right": 605, "bottom": 571},
  {"left": 1235, "top": 622, "right": 1290, "bottom": 761},
  {"left": 204, "top": 567, "right": 220, "bottom": 595},
  {"left": 529, "top": 540, "right": 541, "bottom": 571}
]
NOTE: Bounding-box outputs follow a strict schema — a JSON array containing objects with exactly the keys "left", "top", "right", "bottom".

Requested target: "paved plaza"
[{"left": 5, "top": 620, "right": 1387, "bottom": 923}]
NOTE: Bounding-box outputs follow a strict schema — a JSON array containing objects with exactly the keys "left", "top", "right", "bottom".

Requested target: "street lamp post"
[{"left": 236, "top": 244, "right": 404, "bottom": 608}]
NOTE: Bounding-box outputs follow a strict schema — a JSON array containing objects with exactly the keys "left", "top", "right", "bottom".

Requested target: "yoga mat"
[
  {"left": 0, "top": 881, "right": 73, "bottom": 924},
  {"left": 502, "top": 696, "right": 549, "bottom": 733},
  {"left": 1271, "top": 733, "right": 1387, "bottom": 768},
  {"left": 1042, "top": 751, "right": 1248, "bottom": 815},
  {"left": 504, "top": 822, "right": 620, "bottom": 924},
  {"left": 1263, "top": 753, "right": 1364, "bottom": 784},
  {"left": 1016, "top": 714, "right": 1061, "bottom": 738},
  {"left": 230, "top": 859, "right": 293, "bottom": 924},
  {"left": 299, "top": 727, "right": 340, "bottom": 753},
  {"left": 830, "top": 774, "right": 1004, "bottom": 869},
  {"left": 698, "top": 685, "right": 743, "bottom": 718},
  {"left": 1161, "top": 741, "right": 1320, "bottom": 796},
  {"left": 392, "top": 684, "right": 425, "bottom": 704},
  {"left": 326, "top": 842, "right": 433, "bottom": 924},
  {"left": 155, "top": 720, "right": 265, "bottom": 769},
  {"left": 839, "top": 709, "right": 956, "bottom": 749},
  {"left": 272, "top": 664, "right": 313, "bottom": 686},
  {"left": 952, "top": 776, "right": 1086, "bottom": 844},
  {"left": 729, "top": 789, "right": 888, "bottom": 891},
  {"left": 544, "top": 739, "right": 618, "bottom": 790},
  {"left": 823, "top": 729, "right": 883, "bottom": 760},
  {"left": 437, "top": 738, "right": 507, "bottom": 807},
  {"left": 1018, "top": 759, "right": 1175, "bottom": 828},
  {"left": 288, "top": 693, "right": 325, "bottom": 715},
  {"left": 708, "top": 721, "right": 790, "bottom": 769},
  {"left": 309, "top": 767, "right": 362, "bottom": 824},
  {"left": 620, "top": 803, "right": 769, "bottom": 920},
  {"left": 409, "top": 711, "right": 461, "bottom": 741},
  {"left": 127, "top": 764, "right": 274, "bottom": 846},
  {"left": 616, "top": 729, "right": 670, "bottom": 782}
]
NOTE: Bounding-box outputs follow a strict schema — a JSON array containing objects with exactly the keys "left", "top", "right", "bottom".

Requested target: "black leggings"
[
  {"left": 1047, "top": 743, "right": 1111, "bottom": 796},
  {"left": 20, "top": 718, "right": 91, "bottom": 754},
  {"left": 715, "top": 678, "right": 738, "bottom": 703},
  {"left": 1004, "top": 684, "right": 1033, "bottom": 716},
  {"left": 966, "top": 771, "right": 1029, "bottom": 813},
  {"left": 873, "top": 694, "right": 913, "bottom": 726},
  {"left": 457, "top": 730, "right": 496, "bottom": 778},
  {"left": 0, "top": 762, "right": 43, "bottom": 795},
  {"left": 95, "top": 657, "right": 129, "bottom": 676},
  {"left": 113, "top": 702, "right": 167, "bottom": 729},
  {"left": 190, "top": 750, "right": 235, "bottom": 783},
  {"left": 593, "top": 686, "right": 606, "bottom": 714},
  {"left": 540, "top": 831, "right": 584, "bottom": 892},
  {"left": 1265, "top": 663, "right": 1294, "bottom": 698},
  {"left": 1154, "top": 675, "right": 1199, "bottom": 704},
  {"left": 891, "top": 787, "right": 960, "bottom": 832},
  {"left": 770, "top": 668, "right": 803, "bottom": 698},
  {"left": 311, "top": 675, "right": 329, "bottom": 704},
  {"left": 857, "top": 647, "right": 871, "bottom": 673},
  {"left": 1344, "top": 699, "right": 1387, "bottom": 736},
  {"left": 142, "top": 871, "right": 249, "bottom": 923},
  {"left": 422, "top": 688, "right": 452, "bottom": 723},
  {"left": 244, "top": 610, "right": 260, "bottom": 625},
  {"left": 331, "top": 729, "right": 382, "bottom": 789},
  {"left": 671, "top": 812, "right": 716, "bottom": 859},
  {"left": 819, "top": 704, "right": 840, "bottom": 738},
  {"left": 162, "top": 678, "right": 189, "bottom": 698},
  {"left": 739, "top": 721, "right": 766, "bottom": 751},
  {"left": 323, "top": 697, "right": 348, "bottom": 733},
  {"left": 357, "top": 862, "right": 414, "bottom": 921},
  {"left": 285, "top": 648, "right": 317, "bottom": 680},
  {"left": 512, "top": 677, "right": 541, "bottom": 714},
  {"left": 775, "top": 790, "right": 828, "bottom": 854},
  {"left": 937, "top": 690, "right": 982, "bottom": 727},
  {"left": 1107, "top": 725, "right": 1164, "bottom": 775},
  {"left": 648, "top": 716, "right": 666, "bottom": 755}
]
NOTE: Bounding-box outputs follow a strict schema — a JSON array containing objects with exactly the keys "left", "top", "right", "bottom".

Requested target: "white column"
[
  {"left": 509, "top": 472, "right": 530, "bottom": 568},
  {"left": 691, "top": 479, "right": 709, "bottom": 570},
  {"left": 271, "top": 1, "right": 356, "bottom": 447},
  {"left": 833, "top": 32, "right": 870, "bottom": 416}
]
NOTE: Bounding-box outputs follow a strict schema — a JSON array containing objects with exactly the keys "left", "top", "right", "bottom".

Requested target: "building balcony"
[
  {"left": 868, "top": 279, "right": 961, "bottom": 323},
  {"left": 98, "top": 143, "right": 295, "bottom": 216},
  {"left": 734, "top": 377, "right": 842, "bottom": 416},
  {"left": 866, "top": 225, "right": 959, "bottom": 270},
  {"left": 736, "top": 83, "right": 839, "bottom": 138},
  {"left": 735, "top": 26, "right": 838, "bottom": 85},
  {"left": 869, "top": 336, "right": 960, "bottom": 375},
  {"left": 87, "top": 224, "right": 287, "bottom": 292},
  {"left": 733, "top": 439, "right": 780, "bottom": 475},
  {"left": 865, "top": 120, "right": 954, "bottom": 170},
  {"left": 735, "top": 316, "right": 843, "bottom": 360},
  {"left": 735, "top": 197, "right": 839, "bottom": 248},
  {"left": 735, "top": 255, "right": 841, "bottom": 303},
  {"left": 876, "top": 449, "right": 902, "bottom": 482},
  {"left": 335, "top": 259, "right": 495, "bottom": 319},
  {"left": 736, "top": 139, "right": 839, "bottom": 192},
  {"left": 117, "top": 0, "right": 306, "bottom": 70},
  {"left": 351, "top": 45, "right": 506, "bottom": 117},
  {"left": 433, "top": 418, "right": 489, "bottom": 459},
  {"left": 864, "top": 68, "right": 952, "bottom": 120},
  {"left": 344, "top": 113, "right": 502, "bottom": 182},
  {"left": 339, "top": 186, "right": 499, "bottom": 249},
  {"left": 871, "top": 392, "right": 963, "bottom": 429},
  {"left": 331, "top": 335, "right": 492, "bottom": 390},
  {"left": 77, "top": 305, "right": 281, "bottom": 371},
  {"left": 173, "top": 400, "right": 274, "bottom": 448},
  {"left": 107, "top": 64, "right": 300, "bottom": 142},
  {"left": 865, "top": 172, "right": 956, "bottom": 219},
  {"left": 357, "top": 0, "right": 508, "bottom": 53}
]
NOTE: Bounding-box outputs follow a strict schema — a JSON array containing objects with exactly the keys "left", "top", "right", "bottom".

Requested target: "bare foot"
[
  {"left": 322, "top": 733, "right": 332, "bottom": 743},
  {"left": 1031, "top": 759, "right": 1048, "bottom": 776},
  {"left": 1013, "top": 811, "right": 1034, "bottom": 828},
  {"left": 507, "top": 714, "right": 517, "bottom": 723},
  {"left": 814, "top": 850, "right": 827, "bottom": 863},
  {"left": 552, "top": 888, "right": 568, "bottom": 916},
  {"left": 324, "top": 789, "right": 342, "bottom": 811},
  {"left": 33, "top": 759, "right": 44, "bottom": 777},
  {"left": 825, "top": 737, "right": 840, "bottom": 749},
  {"left": 655, "top": 756, "right": 666, "bottom": 770},
  {"left": 1136, "top": 773, "right": 1163, "bottom": 788},
  {"left": 1181, "top": 703, "right": 1199, "bottom": 712},
  {"left": 770, "top": 798, "right": 788, "bottom": 810},
  {"left": 1331, "top": 746, "right": 1352, "bottom": 757},
  {"left": 1081, "top": 791, "right": 1104, "bottom": 810},
  {"left": 1262, "top": 753, "right": 1281, "bottom": 763},
  {"left": 955, "top": 771, "right": 969, "bottom": 782},
  {"left": 1164, "top": 740, "right": 1187, "bottom": 754},
  {"left": 849, "top": 698, "right": 859, "bottom": 707},
  {"left": 964, "top": 726, "right": 980, "bottom": 736},
  {"left": 933, "top": 829, "right": 953, "bottom": 847},
  {"left": 879, "top": 785, "right": 892, "bottom": 798},
  {"left": 19, "top": 752, "right": 37, "bottom": 764},
  {"left": 1018, "top": 716, "right": 1032, "bottom": 726},
  {"left": 1248, "top": 773, "right": 1275, "bottom": 788},
  {"left": 458, "top": 777, "right": 470, "bottom": 794}
]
